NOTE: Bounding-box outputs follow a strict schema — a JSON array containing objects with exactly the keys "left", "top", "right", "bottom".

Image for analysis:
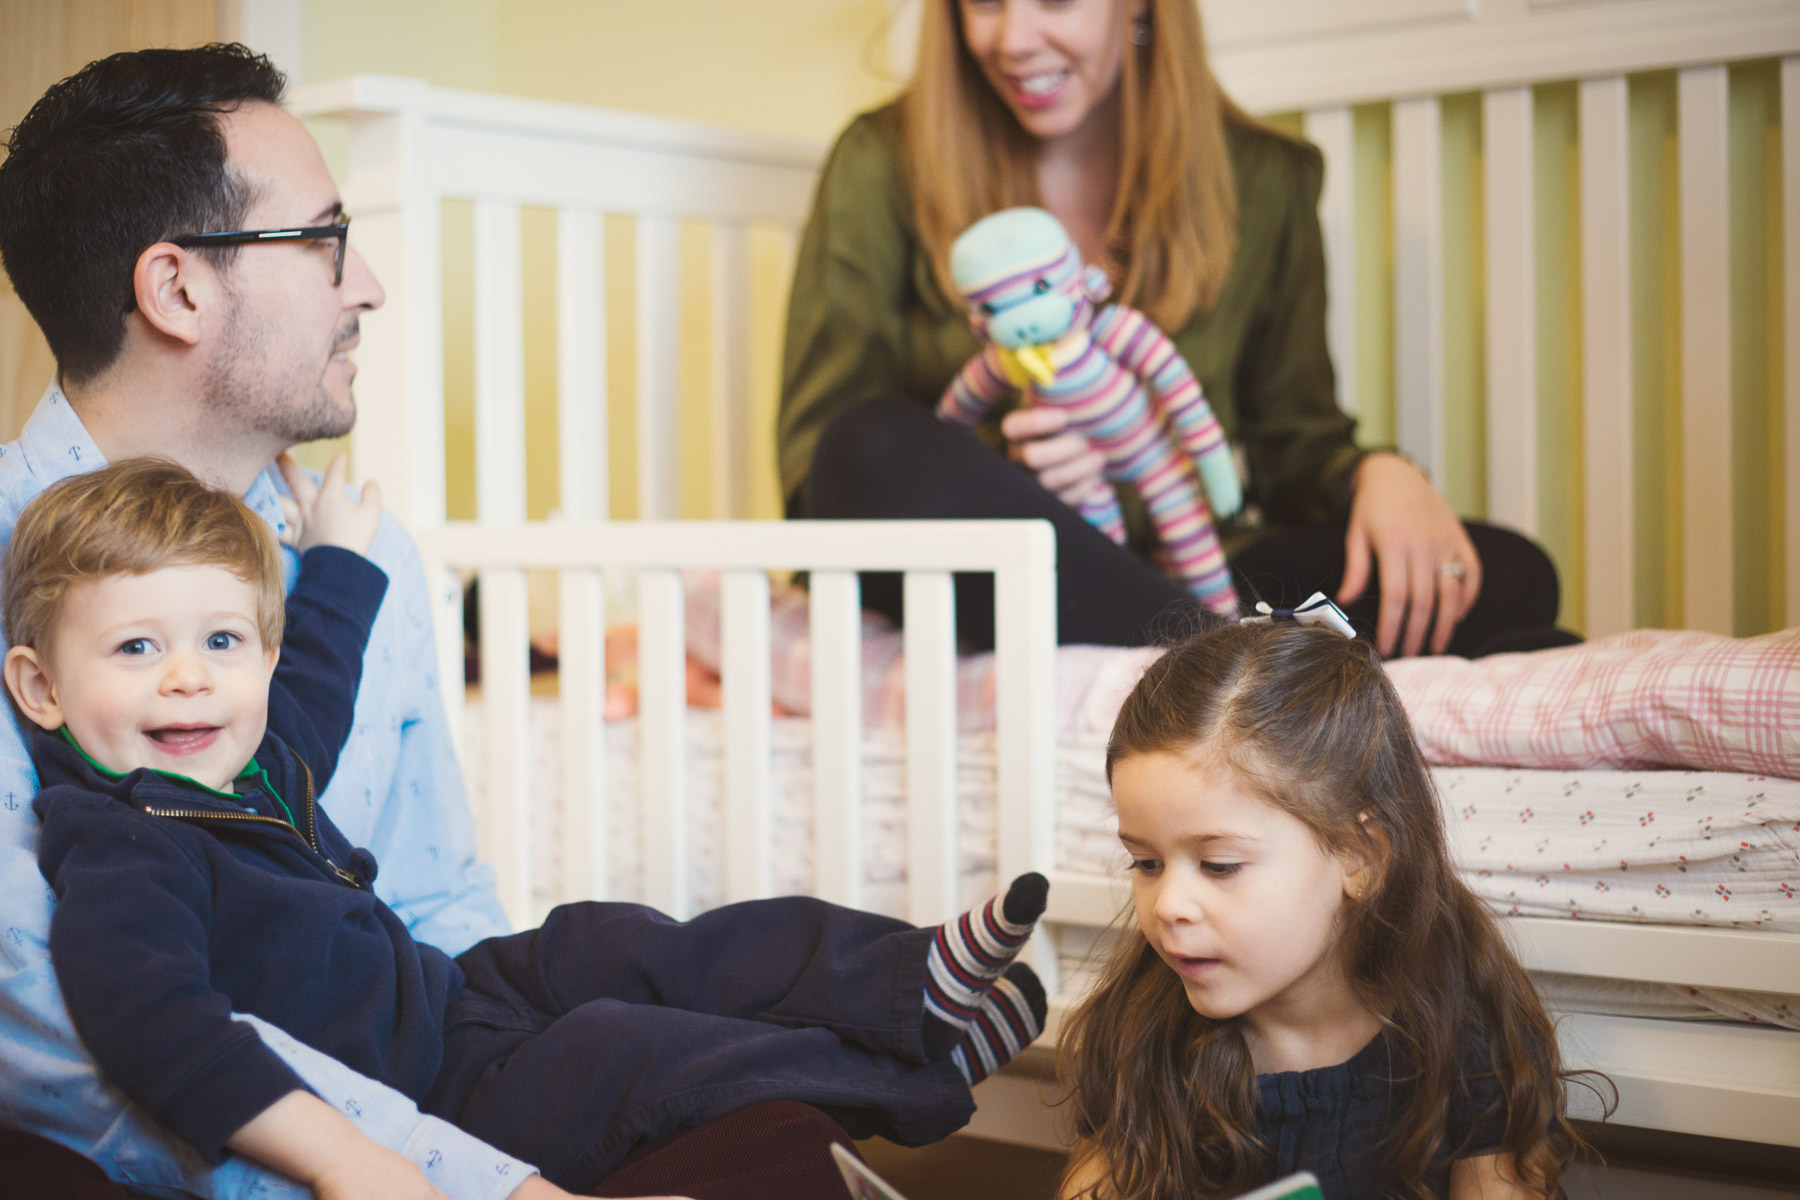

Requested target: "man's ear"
[
  {"left": 4, "top": 645, "right": 65, "bottom": 732},
  {"left": 131, "top": 242, "right": 216, "bottom": 348},
  {"left": 1342, "top": 809, "right": 1392, "bottom": 902}
]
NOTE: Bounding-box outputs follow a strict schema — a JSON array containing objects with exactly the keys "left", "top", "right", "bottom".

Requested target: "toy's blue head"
[{"left": 950, "top": 207, "right": 1105, "bottom": 348}]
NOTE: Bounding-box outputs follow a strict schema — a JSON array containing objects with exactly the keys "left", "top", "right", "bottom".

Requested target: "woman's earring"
[{"left": 1129, "top": 18, "right": 1151, "bottom": 46}]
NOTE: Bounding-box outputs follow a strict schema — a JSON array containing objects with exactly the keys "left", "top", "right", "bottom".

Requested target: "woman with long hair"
[{"left": 777, "top": 0, "right": 1565, "bottom": 657}]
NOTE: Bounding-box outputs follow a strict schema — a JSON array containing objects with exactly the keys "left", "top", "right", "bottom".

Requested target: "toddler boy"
[{"left": 5, "top": 458, "right": 1049, "bottom": 1196}]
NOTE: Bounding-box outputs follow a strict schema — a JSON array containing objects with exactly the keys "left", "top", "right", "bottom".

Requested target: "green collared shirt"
[
  {"left": 776, "top": 103, "right": 1365, "bottom": 554},
  {"left": 57, "top": 726, "right": 296, "bottom": 828}
]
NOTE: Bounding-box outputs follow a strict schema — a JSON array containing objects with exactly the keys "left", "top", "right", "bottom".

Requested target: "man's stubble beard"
[{"left": 204, "top": 300, "right": 358, "bottom": 448}]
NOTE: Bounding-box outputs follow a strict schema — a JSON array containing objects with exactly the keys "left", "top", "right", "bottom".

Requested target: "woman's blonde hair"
[{"left": 901, "top": 0, "right": 1248, "bottom": 329}]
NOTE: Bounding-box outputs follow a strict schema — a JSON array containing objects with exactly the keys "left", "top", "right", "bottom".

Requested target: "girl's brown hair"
[
  {"left": 1059, "top": 622, "right": 1602, "bottom": 1200},
  {"left": 901, "top": 0, "right": 1249, "bottom": 330}
]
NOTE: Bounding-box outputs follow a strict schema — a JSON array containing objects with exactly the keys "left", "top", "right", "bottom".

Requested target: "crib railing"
[
  {"left": 1202, "top": 2, "right": 1800, "bottom": 638},
  {"left": 416, "top": 518, "right": 1059, "bottom": 987},
  {"left": 290, "top": 75, "right": 819, "bottom": 530}
]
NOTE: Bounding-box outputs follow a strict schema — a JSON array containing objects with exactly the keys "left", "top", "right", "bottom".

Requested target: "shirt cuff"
[{"left": 240, "top": 1016, "right": 537, "bottom": 1200}]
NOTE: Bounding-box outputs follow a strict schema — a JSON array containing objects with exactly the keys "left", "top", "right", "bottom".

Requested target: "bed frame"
[{"left": 288, "top": 2, "right": 1800, "bottom": 1153}]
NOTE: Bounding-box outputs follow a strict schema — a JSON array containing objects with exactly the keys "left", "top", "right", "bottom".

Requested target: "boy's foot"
[
  {"left": 951, "top": 962, "right": 1047, "bottom": 1085},
  {"left": 922, "top": 872, "right": 1048, "bottom": 1054}
]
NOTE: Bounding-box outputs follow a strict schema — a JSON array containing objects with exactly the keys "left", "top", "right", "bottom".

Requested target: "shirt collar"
[
  {"left": 19, "top": 381, "right": 108, "bottom": 487},
  {"left": 22, "top": 381, "right": 299, "bottom": 571}
]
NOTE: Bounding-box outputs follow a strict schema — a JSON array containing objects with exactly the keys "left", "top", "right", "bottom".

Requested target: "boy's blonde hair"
[{"left": 3, "top": 457, "right": 285, "bottom": 657}]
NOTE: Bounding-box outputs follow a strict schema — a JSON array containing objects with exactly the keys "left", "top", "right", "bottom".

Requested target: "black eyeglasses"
[{"left": 171, "top": 218, "right": 351, "bottom": 285}]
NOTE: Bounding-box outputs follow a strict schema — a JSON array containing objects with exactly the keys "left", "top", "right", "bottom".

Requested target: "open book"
[{"left": 829, "top": 1143, "right": 1326, "bottom": 1200}]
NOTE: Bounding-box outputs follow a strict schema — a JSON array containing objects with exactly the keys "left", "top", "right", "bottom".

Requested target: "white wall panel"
[
  {"left": 1304, "top": 106, "right": 1358, "bottom": 417},
  {"left": 711, "top": 223, "right": 754, "bottom": 518},
  {"left": 1784, "top": 57, "right": 1800, "bottom": 627},
  {"left": 636, "top": 216, "right": 682, "bottom": 520},
  {"left": 1578, "top": 76, "right": 1635, "bottom": 636},
  {"left": 1677, "top": 66, "right": 1734, "bottom": 634},
  {"left": 472, "top": 202, "right": 527, "bottom": 524},
  {"left": 556, "top": 209, "right": 607, "bottom": 521},
  {"left": 1393, "top": 97, "right": 1446, "bottom": 481},
  {"left": 1483, "top": 86, "right": 1539, "bottom": 535}
]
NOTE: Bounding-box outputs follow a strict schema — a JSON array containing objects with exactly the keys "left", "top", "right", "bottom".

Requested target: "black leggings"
[{"left": 799, "top": 396, "right": 1566, "bottom": 657}]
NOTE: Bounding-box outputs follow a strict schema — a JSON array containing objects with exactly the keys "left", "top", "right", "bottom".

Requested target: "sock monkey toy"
[{"left": 938, "top": 206, "right": 1243, "bottom": 614}]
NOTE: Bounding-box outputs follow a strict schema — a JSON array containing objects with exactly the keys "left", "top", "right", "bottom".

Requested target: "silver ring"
[{"left": 1437, "top": 560, "right": 1466, "bottom": 580}]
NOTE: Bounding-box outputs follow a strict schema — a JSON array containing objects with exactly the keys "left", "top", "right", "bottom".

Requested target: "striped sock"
[
  {"left": 921, "top": 873, "right": 1047, "bottom": 1054},
  {"left": 950, "top": 962, "right": 1048, "bottom": 1085}
]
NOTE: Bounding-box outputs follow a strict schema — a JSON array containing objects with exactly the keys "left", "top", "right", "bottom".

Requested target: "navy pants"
[{"left": 422, "top": 898, "right": 972, "bottom": 1190}]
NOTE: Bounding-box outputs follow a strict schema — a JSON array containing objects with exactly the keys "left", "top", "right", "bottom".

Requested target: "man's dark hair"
[{"left": 0, "top": 43, "right": 285, "bottom": 384}]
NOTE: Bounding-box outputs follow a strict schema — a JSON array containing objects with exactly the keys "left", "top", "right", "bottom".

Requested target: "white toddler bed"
[{"left": 290, "top": 0, "right": 1800, "bottom": 1153}]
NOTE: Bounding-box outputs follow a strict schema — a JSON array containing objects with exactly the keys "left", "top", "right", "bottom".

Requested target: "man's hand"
[
  {"left": 278, "top": 452, "right": 383, "bottom": 555},
  {"left": 1337, "top": 452, "right": 1482, "bottom": 657},
  {"left": 1001, "top": 407, "right": 1107, "bottom": 508},
  {"left": 227, "top": 1090, "right": 450, "bottom": 1200}
]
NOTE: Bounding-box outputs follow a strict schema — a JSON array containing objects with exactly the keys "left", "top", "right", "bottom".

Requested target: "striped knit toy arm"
[
  {"left": 1096, "top": 305, "right": 1243, "bottom": 518},
  {"left": 939, "top": 345, "right": 1018, "bottom": 426}
]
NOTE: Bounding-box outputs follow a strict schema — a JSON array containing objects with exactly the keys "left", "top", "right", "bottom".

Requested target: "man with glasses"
[{"left": 0, "top": 43, "right": 850, "bottom": 1200}]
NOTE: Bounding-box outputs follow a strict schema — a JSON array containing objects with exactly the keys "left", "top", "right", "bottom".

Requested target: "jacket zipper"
[{"left": 144, "top": 761, "right": 364, "bottom": 888}]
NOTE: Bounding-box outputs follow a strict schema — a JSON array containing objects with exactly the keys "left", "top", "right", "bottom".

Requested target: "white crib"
[{"left": 289, "top": 0, "right": 1800, "bottom": 1155}]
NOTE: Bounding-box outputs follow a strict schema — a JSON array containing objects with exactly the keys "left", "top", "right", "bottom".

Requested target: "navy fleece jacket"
[{"left": 32, "top": 547, "right": 463, "bottom": 1162}]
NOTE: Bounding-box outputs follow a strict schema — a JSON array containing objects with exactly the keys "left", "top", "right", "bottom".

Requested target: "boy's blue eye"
[
  {"left": 117, "top": 638, "right": 151, "bottom": 656},
  {"left": 205, "top": 632, "right": 240, "bottom": 651}
]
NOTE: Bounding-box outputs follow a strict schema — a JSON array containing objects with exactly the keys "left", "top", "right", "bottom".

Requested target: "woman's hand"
[
  {"left": 1337, "top": 452, "right": 1482, "bottom": 657},
  {"left": 277, "top": 452, "right": 383, "bottom": 556},
  {"left": 1001, "top": 407, "right": 1109, "bottom": 508}
]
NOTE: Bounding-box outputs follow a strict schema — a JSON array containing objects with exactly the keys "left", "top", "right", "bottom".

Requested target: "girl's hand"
[
  {"left": 1001, "top": 407, "right": 1109, "bottom": 508},
  {"left": 1337, "top": 452, "right": 1482, "bottom": 658},
  {"left": 278, "top": 452, "right": 383, "bottom": 556}
]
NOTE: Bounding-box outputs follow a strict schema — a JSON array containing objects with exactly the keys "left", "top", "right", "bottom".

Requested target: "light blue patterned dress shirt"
[{"left": 0, "top": 385, "right": 531, "bottom": 1200}]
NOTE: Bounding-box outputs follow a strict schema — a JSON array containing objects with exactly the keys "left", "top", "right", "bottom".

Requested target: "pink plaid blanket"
[{"left": 673, "top": 575, "right": 1799, "bottom": 779}]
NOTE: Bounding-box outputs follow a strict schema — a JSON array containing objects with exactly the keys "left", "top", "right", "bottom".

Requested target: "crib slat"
[
  {"left": 636, "top": 216, "right": 682, "bottom": 520},
  {"left": 1784, "top": 57, "right": 1800, "bottom": 628},
  {"left": 1304, "top": 106, "right": 1357, "bottom": 417},
  {"left": 1579, "top": 76, "right": 1634, "bottom": 637},
  {"left": 637, "top": 569, "right": 689, "bottom": 917},
  {"left": 711, "top": 224, "right": 754, "bottom": 519},
  {"left": 1677, "top": 66, "right": 1733, "bottom": 634},
  {"left": 1483, "top": 86, "right": 1538, "bottom": 536},
  {"left": 557, "top": 209, "right": 608, "bottom": 521},
  {"left": 477, "top": 567, "right": 533, "bottom": 924},
  {"left": 474, "top": 202, "right": 529, "bottom": 523},
  {"left": 809, "top": 570, "right": 864, "bottom": 908},
  {"left": 1393, "top": 97, "right": 1445, "bottom": 481},
  {"left": 722, "top": 570, "right": 774, "bottom": 902},
  {"left": 558, "top": 569, "right": 608, "bottom": 903},
  {"left": 993, "top": 527, "right": 1059, "bottom": 997},
  {"left": 903, "top": 571, "right": 958, "bottom": 926}
]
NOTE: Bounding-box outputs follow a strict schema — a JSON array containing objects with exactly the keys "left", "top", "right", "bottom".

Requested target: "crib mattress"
[{"left": 460, "top": 701, "right": 1800, "bottom": 1028}]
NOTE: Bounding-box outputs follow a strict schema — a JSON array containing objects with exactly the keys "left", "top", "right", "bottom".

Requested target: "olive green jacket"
[{"left": 776, "top": 102, "right": 1364, "bottom": 553}]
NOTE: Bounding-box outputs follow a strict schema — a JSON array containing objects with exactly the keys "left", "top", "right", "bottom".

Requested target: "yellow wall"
[{"left": 302, "top": 0, "right": 897, "bottom": 525}]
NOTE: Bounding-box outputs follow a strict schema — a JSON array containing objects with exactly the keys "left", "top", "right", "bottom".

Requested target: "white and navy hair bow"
[{"left": 1238, "top": 591, "right": 1356, "bottom": 639}]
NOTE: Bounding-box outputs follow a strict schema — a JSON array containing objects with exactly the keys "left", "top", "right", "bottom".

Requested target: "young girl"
[{"left": 1059, "top": 620, "right": 1596, "bottom": 1200}]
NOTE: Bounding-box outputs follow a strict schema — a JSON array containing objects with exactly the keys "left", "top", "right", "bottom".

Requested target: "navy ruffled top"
[{"left": 1254, "top": 1030, "right": 1509, "bottom": 1200}]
